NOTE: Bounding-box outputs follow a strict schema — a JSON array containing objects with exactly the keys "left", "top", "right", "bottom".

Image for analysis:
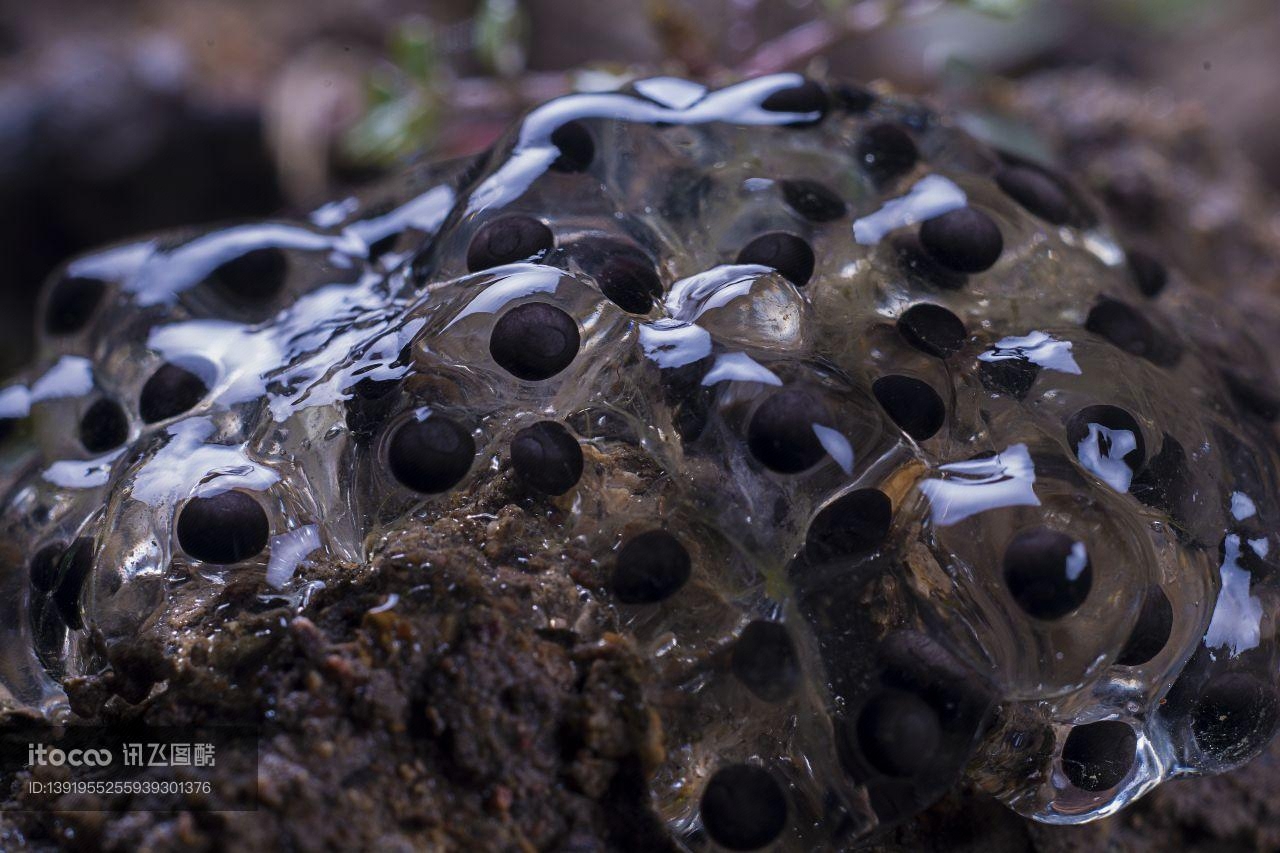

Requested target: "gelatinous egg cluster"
[{"left": 3, "top": 73, "right": 1279, "bottom": 847}]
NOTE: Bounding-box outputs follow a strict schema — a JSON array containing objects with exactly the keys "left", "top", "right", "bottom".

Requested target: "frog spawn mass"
[{"left": 2, "top": 72, "right": 1279, "bottom": 846}]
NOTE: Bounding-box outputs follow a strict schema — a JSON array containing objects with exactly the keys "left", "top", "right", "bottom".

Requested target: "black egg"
[
  {"left": 511, "top": 421, "right": 583, "bottom": 496},
  {"left": 1126, "top": 249, "right": 1168, "bottom": 297},
  {"left": 918, "top": 207, "right": 1003, "bottom": 273},
  {"left": 177, "top": 491, "right": 270, "bottom": 565},
  {"left": 760, "top": 77, "right": 828, "bottom": 123},
  {"left": 855, "top": 689, "right": 941, "bottom": 778},
  {"left": 79, "top": 398, "right": 129, "bottom": 453},
  {"left": 1061, "top": 721, "right": 1137, "bottom": 792},
  {"left": 746, "top": 388, "right": 832, "bottom": 474},
  {"left": 1066, "top": 404, "right": 1146, "bottom": 470},
  {"left": 1103, "top": 168, "right": 1159, "bottom": 226},
  {"left": 996, "top": 165, "right": 1072, "bottom": 225},
  {"left": 1222, "top": 369, "right": 1280, "bottom": 422},
  {"left": 1131, "top": 434, "right": 1193, "bottom": 525},
  {"left": 50, "top": 537, "right": 95, "bottom": 630},
  {"left": 855, "top": 123, "right": 919, "bottom": 184},
  {"left": 1115, "top": 586, "right": 1173, "bottom": 666},
  {"left": 549, "top": 120, "right": 594, "bottom": 172},
  {"left": 659, "top": 357, "right": 716, "bottom": 444},
  {"left": 344, "top": 376, "right": 401, "bottom": 440},
  {"left": 1217, "top": 426, "right": 1273, "bottom": 501},
  {"left": 466, "top": 215, "right": 555, "bottom": 272},
  {"left": 659, "top": 167, "right": 713, "bottom": 222},
  {"left": 1191, "top": 673, "right": 1279, "bottom": 765},
  {"left": 731, "top": 620, "right": 800, "bottom": 703},
  {"left": 892, "top": 232, "right": 968, "bottom": 291},
  {"left": 802, "top": 489, "right": 893, "bottom": 566},
  {"left": 873, "top": 375, "right": 945, "bottom": 442},
  {"left": 29, "top": 544, "right": 65, "bottom": 594},
  {"left": 780, "top": 179, "right": 847, "bottom": 223},
  {"left": 45, "top": 275, "right": 107, "bottom": 336},
  {"left": 1085, "top": 297, "right": 1180, "bottom": 366},
  {"left": 1003, "top": 528, "right": 1092, "bottom": 620},
  {"left": 611, "top": 530, "right": 691, "bottom": 604},
  {"left": 979, "top": 356, "right": 1040, "bottom": 400},
  {"left": 489, "top": 302, "right": 580, "bottom": 381},
  {"left": 139, "top": 363, "right": 210, "bottom": 424},
  {"left": 387, "top": 414, "right": 476, "bottom": 494},
  {"left": 206, "top": 247, "right": 288, "bottom": 304},
  {"left": 672, "top": 392, "right": 714, "bottom": 443},
  {"left": 568, "top": 239, "right": 663, "bottom": 314},
  {"left": 699, "top": 764, "right": 788, "bottom": 851},
  {"left": 599, "top": 254, "right": 662, "bottom": 314},
  {"left": 897, "top": 303, "right": 967, "bottom": 357},
  {"left": 833, "top": 631, "right": 995, "bottom": 794},
  {"left": 736, "top": 232, "right": 815, "bottom": 287}
]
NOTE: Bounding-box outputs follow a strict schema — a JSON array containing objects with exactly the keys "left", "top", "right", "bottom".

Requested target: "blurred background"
[{"left": 2, "top": 0, "right": 1279, "bottom": 375}]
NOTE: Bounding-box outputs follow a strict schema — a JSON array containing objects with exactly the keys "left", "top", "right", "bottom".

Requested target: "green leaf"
[
  {"left": 474, "top": 0, "right": 530, "bottom": 78},
  {"left": 390, "top": 18, "right": 439, "bottom": 84},
  {"left": 342, "top": 92, "right": 441, "bottom": 168}
]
